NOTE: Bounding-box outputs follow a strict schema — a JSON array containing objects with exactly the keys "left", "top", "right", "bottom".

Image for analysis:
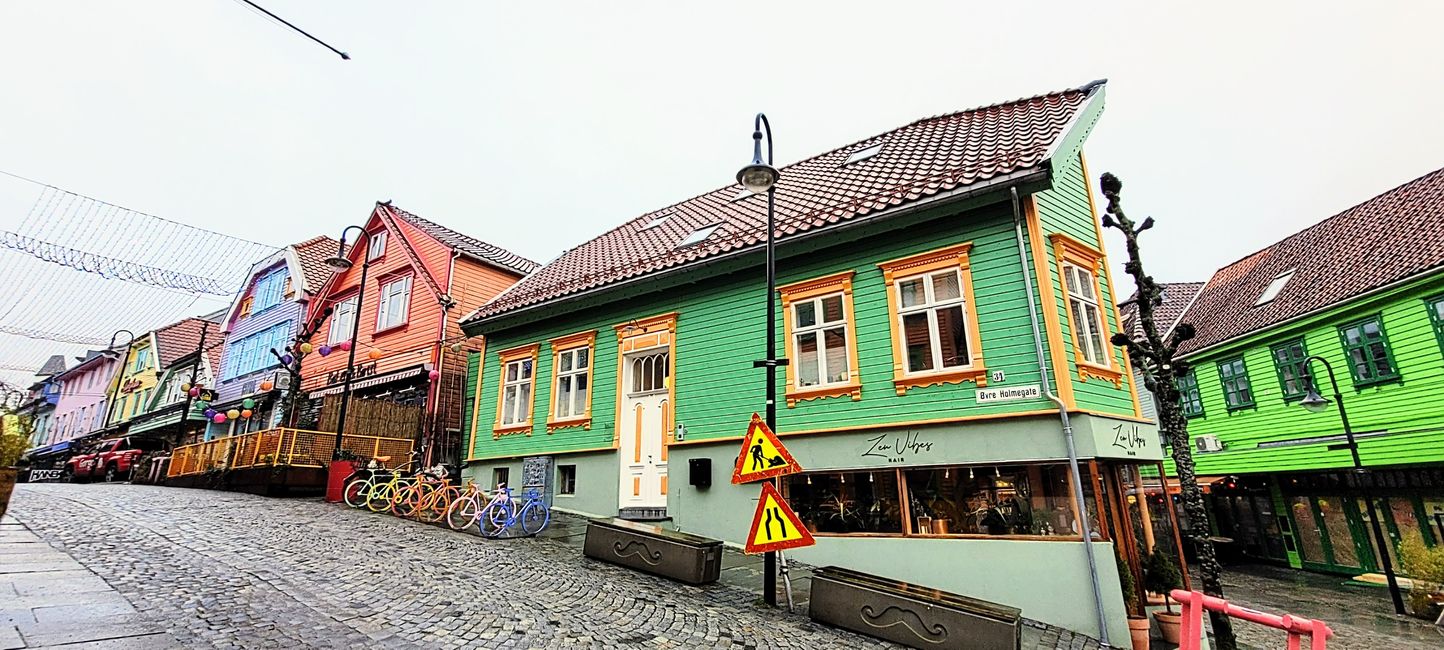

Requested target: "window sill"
[
  {"left": 786, "top": 382, "right": 861, "bottom": 408},
  {"left": 892, "top": 366, "right": 987, "bottom": 395},
  {"left": 373, "top": 322, "right": 410, "bottom": 338},
  {"left": 492, "top": 423, "right": 531, "bottom": 438},
  {"left": 545, "top": 417, "right": 591, "bottom": 433},
  {"left": 1352, "top": 376, "right": 1402, "bottom": 390},
  {"left": 1076, "top": 361, "right": 1124, "bottom": 387},
  {"left": 1225, "top": 404, "right": 1256, "bottom": 413}
]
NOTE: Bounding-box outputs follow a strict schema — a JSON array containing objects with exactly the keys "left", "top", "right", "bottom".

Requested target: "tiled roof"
[
  {"left": 291, "top": 236, "right": 344, "bottom": 296},
  {"left": 1118, "top": 282, "right": 1205, "bottom": 340},
  {"left": 153, "top": 318, "right": 219, "bottom": 369},
  {"left": 465, "top": 81, "right": 1105, "bottom": 324},
  {"left": 35, "top": 354, "right": 67, "bottom": 377},
  {"left": 1178, "top": 166, "right": 1444, "bottom": 356},
  {"left": 387, "top": 205, "right": 540, "bottom": 276}
]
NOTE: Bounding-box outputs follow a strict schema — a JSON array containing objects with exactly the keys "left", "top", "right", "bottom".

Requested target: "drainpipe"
[{"left": 1010, "top": 187, "right": 1110, "bottom": 644}]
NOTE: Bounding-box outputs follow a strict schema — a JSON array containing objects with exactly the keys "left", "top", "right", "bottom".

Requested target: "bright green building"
[
  {"left": 1168, "top": 167, "right": 1444, "bottom": 576},
  {"left": 458, "top": 81, "right": 1171, "bottom": 642}
]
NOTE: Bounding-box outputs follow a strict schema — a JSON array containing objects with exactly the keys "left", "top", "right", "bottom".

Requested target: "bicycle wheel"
[
  {"left": 366, "top": 483, "right": 395, "bottom": 513},
  {"left": 478, "top": 502, "right": 510, "bottom": 538},
  {"left": 420, "top": 485, "right": 459, "bottom": 524},
  {"left": 342, "top": 477, "right": 371, "bottom": 508},
  {"left": 519, "top": 501, "right": 550, "bottom": 535},
  {"left": 392, "top": 483, "right": 421, "bottom": 518},
  {"left": 445, "top": 493, "right": 482, "bottom": 531}
]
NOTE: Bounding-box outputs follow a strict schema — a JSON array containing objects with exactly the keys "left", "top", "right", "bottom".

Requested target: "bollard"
[{"left": 1171, "top": 589, "right": 1333, "bottom": 650}]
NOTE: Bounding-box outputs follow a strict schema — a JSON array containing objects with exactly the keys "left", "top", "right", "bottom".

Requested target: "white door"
[{"left": 618, "top": 348, "right": 670, "bottom": 513}]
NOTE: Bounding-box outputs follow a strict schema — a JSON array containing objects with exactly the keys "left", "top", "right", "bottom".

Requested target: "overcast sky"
[{"left": 2, "top": 2, "right": 1442, "bottom": 386}]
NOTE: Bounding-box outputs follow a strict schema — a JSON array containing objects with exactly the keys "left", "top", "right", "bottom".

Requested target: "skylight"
[
  {"left": 1255, "top": 269, "right": 1295, "bottom": 306},
  {"left": 844, "top": 142, "right": 884, "bottom": 166},
  {"left": 676, "top": 224, "right": 721, "bottom": 248},
  {"left": 731, "top": 188, "right": 754, "bottom": 202},
  {"left": 640, "top": 215, "right": 670, "bottom": 230}
]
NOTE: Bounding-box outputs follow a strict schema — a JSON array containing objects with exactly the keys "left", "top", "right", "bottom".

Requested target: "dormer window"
[
  {"left": 676, "top": 224, "right": 720, "bottom": 248},
  {"left": 844, "top": 142, "right": 884, "bottom": 166},
  {"left": 1255, "top": 269, "right": 1295, "bottom": 306},
  {"left": 640, "top": 215, "right": 670, "bottom": 231},
  {"left": 367, "top": 231, "right": 387, "bottom": 260}
]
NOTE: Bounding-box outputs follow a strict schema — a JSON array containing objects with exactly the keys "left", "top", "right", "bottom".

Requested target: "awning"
[
  {"left": 1144, "top": 475, "right": 1226, "bottom": 495},
  {"left": 129, "top": 411, "right": 184, "bottom": 434},
  {"left": 308, "top": 366, "right": 426, "bottom": 399},
  {"left": 25, "top": 441, "right": 71, "bottom": 457}
]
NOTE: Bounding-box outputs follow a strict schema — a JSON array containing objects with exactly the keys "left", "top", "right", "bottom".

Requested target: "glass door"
[{"left": 1317, "top": 496, "right": 1369, "bottom": 571}]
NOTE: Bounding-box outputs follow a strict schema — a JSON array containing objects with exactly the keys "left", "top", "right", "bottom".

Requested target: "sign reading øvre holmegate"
[{"left": 975, "top": 384, "right": 1042, "bottom": 403}]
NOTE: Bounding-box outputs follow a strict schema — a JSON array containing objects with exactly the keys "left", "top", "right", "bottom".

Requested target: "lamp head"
[
  {"left": 736, "top": 125, "right": 779, "bottom": 194},
  {"left": 324, "top": 256, "right": 353, "bottom": 274},
  {"left": 1299, "top": 387, "right": 1331, "bottom": 413}
]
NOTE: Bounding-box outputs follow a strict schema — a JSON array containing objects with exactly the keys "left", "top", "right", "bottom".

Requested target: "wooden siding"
[
  {"left": 216, "top": 262, "right": 304, "bottom": 404},
  {"left": 1034, "top": 153, "right": 1138, "bottom": 417},
  {"left": 465, "top": 201, "right": 1104, "bottom": 461},
  {"left": 1184, "top": 277, "right": 1444, "bottom": 474}
]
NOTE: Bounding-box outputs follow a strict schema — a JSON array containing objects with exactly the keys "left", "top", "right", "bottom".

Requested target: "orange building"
[{"left": 298, "top": 202, "right": 537, "bottom": 464}]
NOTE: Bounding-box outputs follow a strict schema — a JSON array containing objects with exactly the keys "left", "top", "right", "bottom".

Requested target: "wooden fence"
[{"left": 167, "top": 427, "right": 414, "bottom": 477}]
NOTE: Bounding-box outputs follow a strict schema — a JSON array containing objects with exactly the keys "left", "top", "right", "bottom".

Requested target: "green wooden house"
[
  {"left": 457, "top": 81, "right": 1167, "bottom": 641},
  {"left": 1169, "top": 167, "right": 1444, "bottom": 575}
]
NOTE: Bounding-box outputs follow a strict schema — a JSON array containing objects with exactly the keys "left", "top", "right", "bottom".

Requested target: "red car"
[{"left": 64, "top": 437, "right": 161, "bottom": 483}]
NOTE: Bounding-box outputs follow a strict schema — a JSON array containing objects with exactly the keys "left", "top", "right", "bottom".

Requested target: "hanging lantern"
[
  {"left": 188, "top": 386, "right": 201, "bottom": 398},
  {"left": 241, "top": 398, "right": 256, "bottom": 409},
  {"left": 259, "top": 380, "right": 274, "bottom": 392},
  {"left": 428, "top": 369, "right": 440, "bottom": 381},
  {"left": 450, "top": 342, "right": 464, "bottom": 353},
  {"left": 227, "top": 409, "right": 241, "bottom": 420},
  {"left": 337, "top": 341, "right": 352, "bottom": 352},
  {"left": 299, "top": 342, "right": 314, "bottom": 354},
  {"left": 180, "top": 382, "right": 192, "bottom": 393},
  {"left": 212, "top": 413, "right": 227, "bottom": 423},
  {"left": 241, "top": 409, "right": 253, "bottom": 419},
  {"left": 280, "top": 354, "right": 295, "bottom": 366},
  {"left": 368, "top": 349, "right": 382, "bottom": 360},
  {"left": 204, "top": 408, "right": 217, "bottom": 418},
  {"left": 318, "top": 345, "right": 332, "bottom": 357}
]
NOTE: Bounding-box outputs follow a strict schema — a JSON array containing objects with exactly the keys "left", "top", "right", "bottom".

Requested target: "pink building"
[{"left": 46, "top": 349, "right": 122, "bottom": 447}]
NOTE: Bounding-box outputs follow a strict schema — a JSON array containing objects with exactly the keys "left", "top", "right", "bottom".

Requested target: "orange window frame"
[
  {"left": 1049, "top": 233, "right": 1123, "bottom": 387},
  {"left": 546, "top": 330, "right": 596, "bottom": 432},
  {"left": 878, "top": 242, "right": 987, "bottom": 395},
  {"left": 777, "top": 270, "right": 862, "bottom": 407},
  {"left": 493, "top": 343, "right": 540, "bottom": 438}
]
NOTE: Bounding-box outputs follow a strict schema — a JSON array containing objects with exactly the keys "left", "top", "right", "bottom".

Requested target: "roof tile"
[
  {"left": 386, "top": 206, "right": 539, "bottom": 276},
  {"left": 291, "top": 236, "right": 344, "bottom": 296}
]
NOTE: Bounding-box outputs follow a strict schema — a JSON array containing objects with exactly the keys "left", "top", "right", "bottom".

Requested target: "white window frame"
[
  {"left": 553, "top": 347, "right": 590, "bottom": 420},
  {"left": 896, "top": 268, "right": 974, "bottom": 375},
  {"left": 500, "top": 358, "right": 534, "bottom": 426},
  {"left": 375, "top": 276, "right": 412, "bottom": 331},
  {"left": 1063, "top": 263, "right": 1109, "bottom": 367},
  {"left": 367, "top": 231, "right": 387, "bottom": 260},
  {"left": 791, "top": 292, "right": 852, "bottom": 389},
  {"left": 328, "top": 295, "right": 358, "bottom": 344}
]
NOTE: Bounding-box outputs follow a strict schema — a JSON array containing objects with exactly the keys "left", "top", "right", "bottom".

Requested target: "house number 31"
[{"left": 991, "top": 370, "right": 1006, "bottom": 383}]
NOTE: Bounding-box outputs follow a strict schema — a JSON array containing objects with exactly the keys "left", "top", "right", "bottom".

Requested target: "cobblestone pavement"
[{"left": 8, "top": 484, "right": 1105, "bottom": 649}]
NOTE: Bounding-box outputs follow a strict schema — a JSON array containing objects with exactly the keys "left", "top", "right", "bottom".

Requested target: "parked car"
[{"left": 64, "top": 438, "right": 164, "bottom": 483}]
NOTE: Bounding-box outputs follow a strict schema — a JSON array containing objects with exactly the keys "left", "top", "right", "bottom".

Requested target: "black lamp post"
[
  {"left": 101, "top": 329, "right": 136, "bottom": 431},
  {"left": 1299, "top": 355, "right": 1406, "bottom": 615},
  {"left": 738, "top": 113, "right": 785, "bottom": 607},
  {"left": 325, "top": 226, "right": 369, "bottom": 460}
]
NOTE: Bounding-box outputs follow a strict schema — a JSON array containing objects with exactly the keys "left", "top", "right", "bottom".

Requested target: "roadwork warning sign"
[
  {"left": 731, "top": 413, "right": 801, "bottom": 484},
  {"left": 744, "top": 482, "right": 816, "bottom": 554}
]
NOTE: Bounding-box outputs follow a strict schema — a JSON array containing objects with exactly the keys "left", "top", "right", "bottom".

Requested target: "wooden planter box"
[
  {"left": 583, "top": 518, "right": 723, "bottom": 585},
  {"left": 809, "top": 566, "right": 1022, "bottom": 650}
]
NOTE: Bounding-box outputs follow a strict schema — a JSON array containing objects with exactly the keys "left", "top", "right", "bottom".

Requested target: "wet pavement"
[{"left": 1197, "top": 563, "right": 1444, "bottom": 649}]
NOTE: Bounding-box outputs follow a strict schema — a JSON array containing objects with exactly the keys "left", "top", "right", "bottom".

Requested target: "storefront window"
[{"left": 786, "top": 470, "right": 901, "bottom": 534}]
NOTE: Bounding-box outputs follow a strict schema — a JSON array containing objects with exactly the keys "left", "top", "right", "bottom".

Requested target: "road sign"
[
  {"left": 744, "top": 482, "right": 815, "bottom": 554},
  {"left": 731, "top": 413, "right": 801, "bottom": 484}
]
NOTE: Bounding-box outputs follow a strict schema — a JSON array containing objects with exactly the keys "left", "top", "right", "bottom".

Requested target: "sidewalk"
[{"left": 0, "top": 514, "right": 178, "bottom": 649}]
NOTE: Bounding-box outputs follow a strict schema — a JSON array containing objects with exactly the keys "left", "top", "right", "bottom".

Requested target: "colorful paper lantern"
[
  {"left": 180, "top": 382, "right": 192, "bottom": 392},
  {"left": 299, "top": 342, "right": 314, "bottom": 354},
  {"left": 367, "top": 349, "right": 382, "bottom": 360},
  {"left": 450, "top": 342, "right": 464, "bottom": 353},
  {"left": 428, "top": 370, "right": 441, "bottom": 381},
  {"left": 188, "top": 386, "right": 201, "bottom": 398},
  {"left": 240, "top": 409, "right": 253, "bottom": 419},
  {"left": 241, "top": 398, "right": 256, "bottom": 409},
  {"left": 318, "top": 345, "right": 332, "bottom": 357},
  {"left": 259, "top": 380, "right": 274, "bottom": 391},
  {"left": 212, "top": 413, "right": 227, "bottom": 423},
  {"left": 226, "top": 409, "right": 241, "bottom": 420},
  {"left": 204, "top": 408, "right": 217, "bottom": 418},
  {"left": 337, "top": 341, "right": 352, "bottom": 352},
  {"left": 280, "top": 354, "right": 295, "bottom": 366}
]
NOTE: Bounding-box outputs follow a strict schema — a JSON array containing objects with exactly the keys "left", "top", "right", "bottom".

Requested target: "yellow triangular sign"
[
  {"left": 731, "top": 413, "right": 801, "bottom": 484},
  {"left": 745, "top": 482, "right": 816, "bottom": 554}
]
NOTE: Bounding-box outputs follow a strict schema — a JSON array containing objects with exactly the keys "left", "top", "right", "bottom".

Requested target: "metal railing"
[{"left": 167, "top": 427, "right": 414, "bottom": 477}]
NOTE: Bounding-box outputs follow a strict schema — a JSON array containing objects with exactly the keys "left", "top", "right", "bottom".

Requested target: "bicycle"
[
  {"left": 390, "top": 464, "right": 451, "bottom": 520},
  {"left": 477, "top": 483, "right": 550, "bottom": 538},
  {"left": 443, "top": 480, "right": 488, "bottom": 530},
  {"left": 342, "top": 452, "right": 415, "bottom": 508},
  {"left": 364, "top": 457, "right": 438, "bottom": 513}
]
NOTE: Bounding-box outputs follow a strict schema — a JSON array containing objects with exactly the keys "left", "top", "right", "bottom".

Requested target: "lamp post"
[
  {"left": 325, "top": 226, "right": 370, "bottom": 460},
  {"left": 738, "top": 113, "right": 785, "bottom": 607},
  {"left": 1299, "top": 355, "right": 1406, "bottom": 615},
  {"left": 101, "top": 329, "right": 136, "bottom": 432}
]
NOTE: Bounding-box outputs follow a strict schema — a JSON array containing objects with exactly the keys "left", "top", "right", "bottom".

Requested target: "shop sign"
[
  {"left": 119, "top": 378, "right": 143, "bottom": 394},
  {"left": 860, "top": 430, "right": 936, "bottom": 464},
  {"left": 327, "top": 362, "right": 378, "bottom": 386},
  {"left": 196, "top": 389, "right": 217, "bottom": 402},
  {"left": 28, "top": 469, "right": 64, "bottom": 482},
  {"left": 731, "top": 413, "right": 801, "bottom": 484},
  {"left": 975, "top": 384, "right": 1041, "bottom": 403},
  {"left": 1109, "top": 422, "right": 1151, "bottom": 457},
  {"left": 744, "top": 482, "right": 815, "bottom": 554}
]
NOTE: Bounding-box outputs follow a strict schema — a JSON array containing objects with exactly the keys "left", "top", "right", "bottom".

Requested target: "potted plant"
[
  {"left": 0, "top": 426, "right": 27, "bottom": 519},
  {"left": 1118, "top": 553, "right": 1149, "bottom": 650},
  {"left": 1144, "top": 549, "right": 1185, "bottom": 644},
  {"left": 1399, "top": 537, "right": 1444, "bottom": 622}
]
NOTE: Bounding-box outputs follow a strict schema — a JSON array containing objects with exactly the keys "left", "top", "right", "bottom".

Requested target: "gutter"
[{"left": 463, "top": 166, "right": 1051, "bottom": 333}]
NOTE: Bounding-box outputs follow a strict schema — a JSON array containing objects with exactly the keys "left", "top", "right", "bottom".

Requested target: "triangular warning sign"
[
  {"left": 731, "top": 413, "right": 801, "bottom": 484},
  {"left": 744, "top": 482, "right": 816, "bottom": 554}
]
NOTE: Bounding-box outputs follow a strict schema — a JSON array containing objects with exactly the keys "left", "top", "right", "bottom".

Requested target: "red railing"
[{"left": 1172, "top": 589, "right": 1334, "bottom": 650}]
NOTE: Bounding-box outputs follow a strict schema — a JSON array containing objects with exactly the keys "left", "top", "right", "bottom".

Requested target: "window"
[
  {"left": 1218, "top": 357, "right": 1254, "bottom": 410},
  {"left": 1270, "top": 339, "right": 1309, "bottom": 400},
  {"left": 557, "top": 465, "right": 576, "bottom": 495},
  {"left": 548, "top": 331, "right": 595, "bottom": 431},
  {"left": 375, "top": 276, "right": 413, "bottom": 331},
  {"left": 494, "top": 344, "right": 539, "bottom": 435},
  {"left": 1426, "top": 296, "right": 1444, "bottom": 354},
  {"left": 640, "top": 214, "right": 670, "bottom": 230},
  {"left": 879, "top": 243, "right": 985, "bottom": 394},
  {"left": 778, "top": 271, "right": 860, "bottom": 406},
  {"left": 1255, "top": 269, "right": 1295, "bottom": 306},
  {"left": 492, "top": 467, "right": 510, "bottom": 490},
  {"left": 327, "top": 295, "right": 358, "bottom": 344},
  {"left": 1050, "top": 233, "right": 1120, "bottom": 386},
  {"left": 676, "top": 224, "right": 720, "bottom": 248},
  {"left": 844, "top": 142, "right": 884, "bottom": 165},
  {"left": 132, "top": 347, "right": 149, "bottom": 372},
  {"left": 225, "top": 323, "right": 290, "bottom": 379},
  {"left": 1176, "top": 371, "right": 1204, "bottom": 418},
  {"left": 367, "top": 231, "right": 387, "bottom": 260},
  {"left": 1338, "top": 316, "right": 1398, "bottom": 386},
  {"left": 252, "top": 268, "right": 287, "bottom": 313}
]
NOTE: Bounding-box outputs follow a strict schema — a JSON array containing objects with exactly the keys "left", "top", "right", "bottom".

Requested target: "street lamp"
[
  {"left": 1300, "top": 355, "right": 1405, "bottom": 615},
  {"left": 101, "top": 329, "right": 136, "bottom": 432},
  {"left": 739, "top": 113, "right": 787, "bottom": 607},
  {"left": 327, "top": 225, "right": 370, "bottom": 460}
]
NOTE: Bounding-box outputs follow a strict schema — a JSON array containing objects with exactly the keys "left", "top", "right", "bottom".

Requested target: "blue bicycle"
[{"left": 477, "top": 483, "right": 550, "bottom": 538}]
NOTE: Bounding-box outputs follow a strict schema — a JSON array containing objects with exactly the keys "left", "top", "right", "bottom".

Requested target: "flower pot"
[
  {"left": 1128, "top": 616, "right": 1150, "bottom": 650},
  {"left": 1154, "top": 610, "right": 1181, "bottom": 644},
  {"left": 0, "top": 467, "right": 17, "bottom": 519},
  {"left": 1145, "top": 591, "right": 1166, "bottom": 606}
]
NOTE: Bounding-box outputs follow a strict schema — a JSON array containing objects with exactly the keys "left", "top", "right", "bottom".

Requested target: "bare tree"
[{"left": 1100, "top": 172, "right": 1237, "bottom": 650}]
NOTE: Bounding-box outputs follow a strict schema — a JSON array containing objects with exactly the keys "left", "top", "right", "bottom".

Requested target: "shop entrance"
[{"left": 617, "top": 347, "right": 670, "bottom": 518}]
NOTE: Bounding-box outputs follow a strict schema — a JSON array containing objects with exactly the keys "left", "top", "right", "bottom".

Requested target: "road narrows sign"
[
  {"left": 731, "top": 413, "right": 801, "bottom": 484},
  {"left": 744, "top": 482, "right": 815, "bottom": 554}
]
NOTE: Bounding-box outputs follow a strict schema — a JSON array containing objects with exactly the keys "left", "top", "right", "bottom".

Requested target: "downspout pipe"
[{"left": 1010, "top": 187, "right": 1110, "bottom": 644}]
